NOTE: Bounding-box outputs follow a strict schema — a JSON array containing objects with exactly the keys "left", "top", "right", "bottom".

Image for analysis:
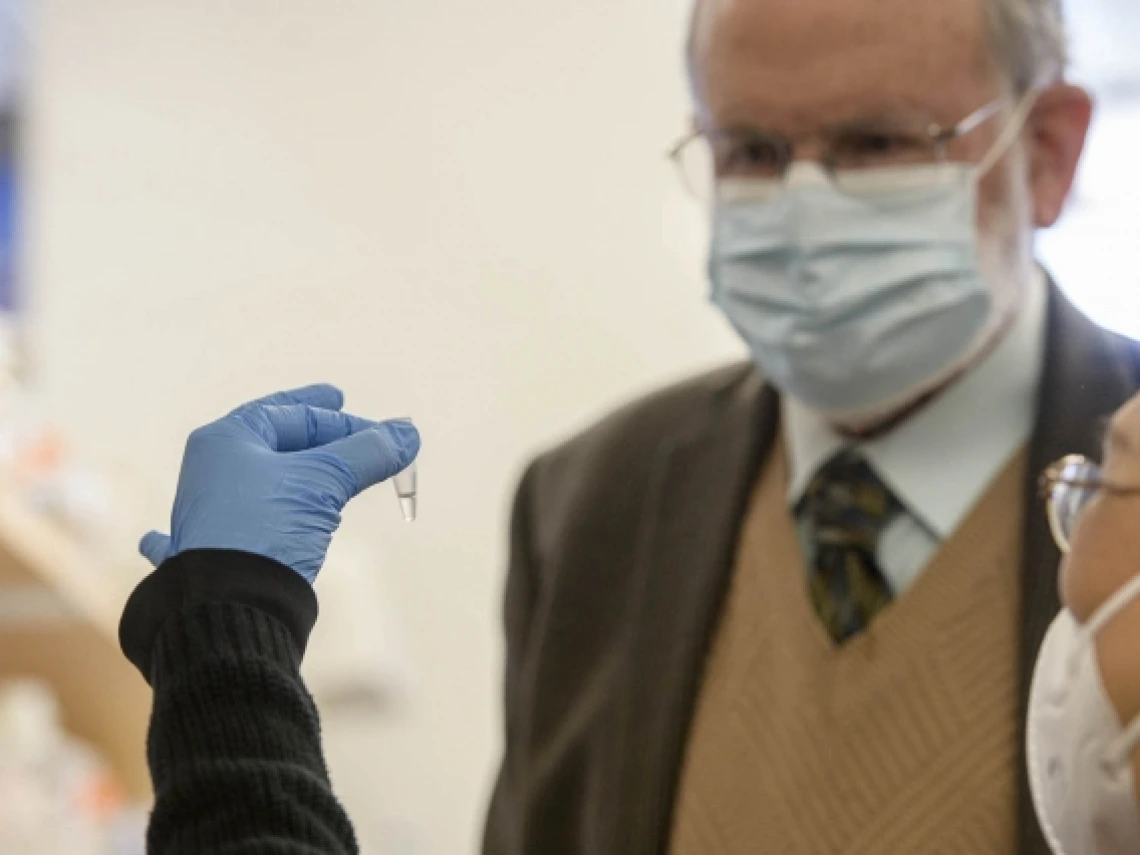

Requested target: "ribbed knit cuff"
[
  {"left": 119, "top": 550, "right": 318, "bottom": 685},
  {"left": 150, "top": 600, "right": 305, "bottom": 685},
  {"left": 143, "top": 601, "right": 351, "bottom": 851}
]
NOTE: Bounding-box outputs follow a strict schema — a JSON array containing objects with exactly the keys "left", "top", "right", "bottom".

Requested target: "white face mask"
[
  {"left": 708, "top": 96, "right": 1036, "bottom": 422},
  {"left": 1028, "top": 575, "right": 1140, "bottom": 855}
]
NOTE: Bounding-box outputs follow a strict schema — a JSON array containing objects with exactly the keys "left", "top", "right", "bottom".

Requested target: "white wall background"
[
  {"left": 1037, "top": 0, "right": 1140, "bottom": 339},
  {"left": 25, "top": 1, "right": 741, "bottom": 852},
  {"left": 1038, "top": 102, "right": 1140, "bottom": 340}
]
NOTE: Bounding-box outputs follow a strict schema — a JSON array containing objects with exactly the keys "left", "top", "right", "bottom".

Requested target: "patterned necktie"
[{"left": 798, "top": 450, "right": 903, "bottom": 643}]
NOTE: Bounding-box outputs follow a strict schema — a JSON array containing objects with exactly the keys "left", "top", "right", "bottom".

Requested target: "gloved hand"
[{"left": 140, "top": 384, "right": 420, "bottom": 584}]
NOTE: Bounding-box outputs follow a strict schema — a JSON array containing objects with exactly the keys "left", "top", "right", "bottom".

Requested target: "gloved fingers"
[
  {"left": 316, "top": 421, "right": 420, "bottom": 498},
  {"left": 254, "top": 404, "right": 385, "bottom": 452},
  {"left": 139, "top": 531, "right": 174, "bottom": 568},
  {"left": 238, "top": 384, "right": 345, "bottom": 414}
]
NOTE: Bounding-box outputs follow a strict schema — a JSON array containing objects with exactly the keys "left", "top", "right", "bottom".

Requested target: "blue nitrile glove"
[{"left": 139, "top": 384, "right": 420, "bottom": 584}]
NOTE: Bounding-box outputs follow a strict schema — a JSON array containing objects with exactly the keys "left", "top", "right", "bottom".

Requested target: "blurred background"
[{"left": 0, "top": 0, "right": 1133, "bottom": 852}]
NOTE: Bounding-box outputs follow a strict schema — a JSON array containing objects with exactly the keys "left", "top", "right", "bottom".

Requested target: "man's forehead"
[
  {"left": 690, "top": 0, "right": 995, "bottom": 127},
  {"left": 692, "top": 0, "right": 989, "bottom": 50}
]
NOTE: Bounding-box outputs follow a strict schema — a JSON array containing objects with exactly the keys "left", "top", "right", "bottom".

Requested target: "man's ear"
[{"left": 1026, "top": 83, "right": 1094, "bottom": 228}]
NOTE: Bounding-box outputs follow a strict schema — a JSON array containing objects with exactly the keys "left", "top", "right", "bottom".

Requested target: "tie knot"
[
  {"left": 800, "top": 450, "right": 902, "bottom": 544},
  {"left": 799, "top": 450, "right": 901, "bottom": 642}
]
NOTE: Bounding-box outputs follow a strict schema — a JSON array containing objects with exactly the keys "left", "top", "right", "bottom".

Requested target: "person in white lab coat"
[{"left": 1031, "top": 391, "right": 1140, "bottom": 854}]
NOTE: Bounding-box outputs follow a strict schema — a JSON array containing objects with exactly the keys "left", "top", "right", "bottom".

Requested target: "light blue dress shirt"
[{"left": 784, "top": 269, "right": 1048, "bottom": 595}]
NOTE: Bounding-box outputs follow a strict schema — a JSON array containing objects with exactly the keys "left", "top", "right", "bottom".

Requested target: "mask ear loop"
[
  {"left": 976, "top": 91, "right": 1039, "bottom": 177},
  {"left": 1075, "top": 574, "right": 1140, "bottom": 771}
]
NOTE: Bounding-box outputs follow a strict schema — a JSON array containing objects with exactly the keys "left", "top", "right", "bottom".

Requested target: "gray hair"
[
  {"left": 687, "top": 0, "right": 1069, "bottom": 94},
  {"left": 987, "top": 0, "right": 1068, "bottom": 93}
]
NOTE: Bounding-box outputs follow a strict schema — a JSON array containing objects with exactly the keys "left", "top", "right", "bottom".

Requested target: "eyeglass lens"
[
  {"left": 1048, "top": 458, "right": 1100, "bottom": 551},
  {"left": 675, "top": 124, "right": 947, "bottom": 201}
]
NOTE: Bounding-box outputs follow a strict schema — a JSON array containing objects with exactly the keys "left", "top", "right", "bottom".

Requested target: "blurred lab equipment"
[
  {"left": 304, "top": 537, "right": 414, "bottom": 709},
  {"left": 0, "top": 679, "right": 144, "bottom": 855}
]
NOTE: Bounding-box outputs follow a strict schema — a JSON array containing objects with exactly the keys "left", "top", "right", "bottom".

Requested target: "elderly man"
[{"left": 482, "top": 0, "right": 1140, "bottom": 853}]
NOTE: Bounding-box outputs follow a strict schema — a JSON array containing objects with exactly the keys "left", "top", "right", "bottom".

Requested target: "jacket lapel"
[
  {"left": 603, "top": 369, "right": 778, "bottom": 855},
  {"left": 1017, "top": 283, "right": 1140, "bottom": 854}
]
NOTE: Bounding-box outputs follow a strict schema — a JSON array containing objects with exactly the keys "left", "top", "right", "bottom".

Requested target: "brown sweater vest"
[{"left": 670, "top": 435, "right": 1027, "bottom": 855}]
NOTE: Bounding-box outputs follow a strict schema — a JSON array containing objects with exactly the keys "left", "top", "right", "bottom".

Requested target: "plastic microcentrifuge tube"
[{"left": 390, "top": 418, "right": 418, "bottom": 522}]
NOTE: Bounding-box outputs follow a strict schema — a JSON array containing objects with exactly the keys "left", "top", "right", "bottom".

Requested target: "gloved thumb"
[
  {"left": 318, "top": 421, "right": 420, "bottom": 499},
  {"left": 140, "top": 531, "right": 174, "bottom": 568}
]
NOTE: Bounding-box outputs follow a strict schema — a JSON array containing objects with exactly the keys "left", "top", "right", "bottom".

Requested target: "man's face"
[{"left": 688, "top": 0, "right": 1087, "bottom": 240}]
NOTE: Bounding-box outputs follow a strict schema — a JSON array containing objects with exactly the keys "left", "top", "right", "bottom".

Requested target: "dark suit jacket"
[{"left": 484, "top": 285, "right": 1140, "bottom": 855}]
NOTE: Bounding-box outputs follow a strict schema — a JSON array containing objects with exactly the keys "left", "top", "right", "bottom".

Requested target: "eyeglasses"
[
  {"left": 668, "top": 98, "right": 1007, "bottom": 201},
  {"left": 1038, "top": 455, "right": 1140, "bottom": 554}
]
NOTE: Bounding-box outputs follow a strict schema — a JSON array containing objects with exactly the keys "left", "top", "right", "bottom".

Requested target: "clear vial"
[{"left": 390, "top": 418, "right": 417, "bottom": 522}]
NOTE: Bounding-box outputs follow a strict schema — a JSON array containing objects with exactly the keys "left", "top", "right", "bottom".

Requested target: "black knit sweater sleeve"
[{"left": 119, "top": 549, "right": 358, "bottom": 855}]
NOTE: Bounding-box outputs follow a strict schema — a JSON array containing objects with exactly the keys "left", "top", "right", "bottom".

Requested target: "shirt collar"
[{"left": 784, "top": 267, "right": 1048, "bottom": 539}]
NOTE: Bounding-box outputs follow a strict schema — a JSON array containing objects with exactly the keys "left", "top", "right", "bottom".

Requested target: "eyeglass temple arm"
[
  {"left": 667, "top": 128, "right": 700, "bottom": 160},
  {"left": 930, "top": 98, "right": 1009, "bottom": 146},
  {"left": 1038, "top": 472, "right": 1140, "bottom": 499}
]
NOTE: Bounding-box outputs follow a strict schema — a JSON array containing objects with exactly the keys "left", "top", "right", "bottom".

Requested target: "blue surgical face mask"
[{"left": 709, "top": 101, "right": 1033, "bottom": 416}]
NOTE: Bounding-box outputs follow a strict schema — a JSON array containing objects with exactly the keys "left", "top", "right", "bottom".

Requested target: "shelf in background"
[{"left": 0, "top": 482, "right": 150, "bottom": 799}]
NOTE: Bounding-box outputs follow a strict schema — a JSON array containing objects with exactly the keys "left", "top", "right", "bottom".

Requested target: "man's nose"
[
  {"left": 790, "top": 138, "right": 828, "bottom": 164},
  {"left": 785, "top": 161, "right": 832, "bottom": 187}
]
